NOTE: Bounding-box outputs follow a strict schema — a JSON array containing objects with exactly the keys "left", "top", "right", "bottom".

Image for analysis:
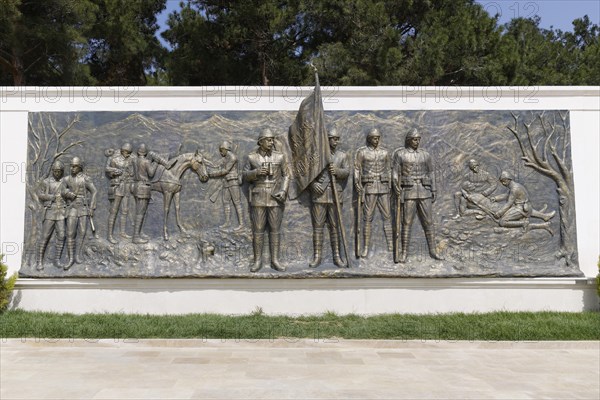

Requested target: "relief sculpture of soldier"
[
  {"left": 35, "top": 160, "right": 67, "bottom": 270},
  {"left": 105, "top": 142, "right": 134, "bottom": 243},
  {"left": 392, "top": 129, "right": 444, "bottom": 263},
  {"left": 243, "top": 128, "right": 291, "bottom": 272},
  {"left": 308, "top": 128, "right": 349, "bottom": 268},
  {"left": 62, "top": 157, "right": 97, "bottom": 270},
  {"left": 453, "top": 159, "right": 497, "bottom": 220},
  {"left": 490, "top": 171, "right": 555, "bottom": 234},
  {"left": 208, "top": 141, "right": 245, "bottom": 231},
  {"left": 354, "top": 128, "right": 393, "bottom": 257},
  {"left": 131, "top": 144, "right": 158, "bottom": 244}
]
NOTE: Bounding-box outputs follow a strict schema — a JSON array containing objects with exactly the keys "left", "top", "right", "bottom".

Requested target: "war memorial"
[{"left": 0, "top": 84, "right": 598, "bottom": 314}]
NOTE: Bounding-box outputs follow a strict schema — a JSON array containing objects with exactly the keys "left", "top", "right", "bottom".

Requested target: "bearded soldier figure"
[
  {"left": 105, "top": 142, "right": 134, "bottom": 243},
  {"left": 208, "top": 140, "right": 245, "bottom": 230},
  {"left": 62, "top": 157, "right": 97, "bottom": 269},
  {"left": 35, "top": 160, "right": 67, "bottom": 270},
  {"left": 243, "top": 128, "right": 291, "bottom": 272},
  {"left": 308, "top": 128, "right": 349, "bottom": 268},
  {"left": 392, "top": 129, "right": 444, "bottom": 263},
  {"left": 354, "top": 128, "right": 393, "bottom": 257}
]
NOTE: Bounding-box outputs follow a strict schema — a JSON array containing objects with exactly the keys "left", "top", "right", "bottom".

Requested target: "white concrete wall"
[{"left": 1, "top": 86, "right": 598, "bottom": 314}]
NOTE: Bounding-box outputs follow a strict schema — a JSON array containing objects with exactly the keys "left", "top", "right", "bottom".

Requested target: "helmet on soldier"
[
  {"left": 257, "top": 128, "right": 275, "bottom": 144},
  {"left": 121, "top": 143, "right": 133, "bottom": 153},
  {"left": 138, "top": 144, "right": 148, "bottom": 156},
  {"left": 328, "top": 128, "right": 341, "bottom": 138},
  {"left": 406, "top": 129, "right": 421, "bottom": 139},
  {"left": 52, "top": 160, "right": 64, "bottom": 171},
  {"left": 71, "top": 157, "right": 82, "bottom": 167},
  {"left": 219, "top": 140, "right": 232, "bottom": 151},
  {"left": 367, "top": 128, "right": 380, "bottom": 138},
  {"left": 499, "top": 171, "right": 513, "bottom": 181}
]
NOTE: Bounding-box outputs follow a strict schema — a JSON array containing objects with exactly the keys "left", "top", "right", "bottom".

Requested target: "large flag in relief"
[{"left": 288, "top": 74, "right": 330, "bottom": 199}]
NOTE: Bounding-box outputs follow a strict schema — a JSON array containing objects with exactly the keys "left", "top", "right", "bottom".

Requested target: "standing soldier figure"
[
  {"left": 308, "top": 128, "right": 349, "bottom": 268},
  {"left": 354, "top": 128, "right": 393, "bottom": 257},
  {"left": 62, "top": 157, "right": 97, "bottom": 270},
  {"left": 35, "top": 160, "right": 67, "bottom": 270},
  {"left": 208, "top": 140, "right": 245, "bottom": 231},
  {"left": 243, "top": 128, "right": 291, "bottom": 272},
  {"left": 131, "top": 144, "right": 158, "bottom": 244},
  {"left": 105, "top": 142, "right": 134, "bottom": 243},
  {"left": 392, "top": 129, "right": 444, "bottom": 263}
]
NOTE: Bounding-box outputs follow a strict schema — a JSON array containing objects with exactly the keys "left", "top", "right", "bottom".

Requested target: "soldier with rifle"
[
  {"left": 392, "top": 129, "right": 444, "bottom": 263},
  {"left": 62, "top": 157, "right": 97, "bottom": 269},
  {"left": 35, "top": 160, "right": 67, "bottom": 270},
  {"left": 354, "top": 128, "right": 393, "bottom": 257},
  {"left": 105, "top": 142, "right": 134, "bottom": 243},
  {"left": 308, "top": 128, "right": 350, "bottom": 268}
]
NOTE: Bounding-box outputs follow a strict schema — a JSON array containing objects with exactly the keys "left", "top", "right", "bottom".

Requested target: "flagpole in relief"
[{"left": 311, "top": 65, "right": 350, "bottom": 268}]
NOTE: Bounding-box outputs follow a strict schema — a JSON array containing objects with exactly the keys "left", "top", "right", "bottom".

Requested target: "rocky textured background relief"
[{"left": 20, "top": 110, "right": 581, "bottom": 278}]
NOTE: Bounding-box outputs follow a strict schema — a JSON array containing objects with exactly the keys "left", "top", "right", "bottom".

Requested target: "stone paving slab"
[{"left": 1, "top": 340, "right": 598, "bottom": 399}]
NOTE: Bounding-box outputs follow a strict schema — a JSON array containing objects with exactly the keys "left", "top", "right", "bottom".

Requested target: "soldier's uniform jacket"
[
  {"left": 310, "top": 150, "right": 350, "bottom": 204},
  {"left": 105, "top": 153, "right": 134, "bottom": 198},
  {"left": 354, "top": 145, "right": 391, "bottom": 195},
  {"left": 133, "top": 156, "right": 157, "bottom": 199},
  {"left": 462, "top": 169, "right": 497, "bottom": 197},
  {"left": 63, "top": 172, "right": 97, "bottom": 217},
  {"left": 210, "top": 152, "right": 240, "bottom": 188},
  {"left": 38, "top": 177, "right": 66, "bottom": 221},
  {"left": 392, "top": 147, "right": 436, "bottom": 200},
  {"left": 497, "top": 181, "right": 531, "bottom": 216},
  {"left": 243, "top": 148, "right": 291, "bottom": 207}
]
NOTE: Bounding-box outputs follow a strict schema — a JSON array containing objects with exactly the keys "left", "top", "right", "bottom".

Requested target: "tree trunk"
[{"left": 556, "top": 181, "right": 578, "bottom": 266}]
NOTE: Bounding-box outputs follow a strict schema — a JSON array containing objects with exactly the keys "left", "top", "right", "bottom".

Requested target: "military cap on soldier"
[
  {"left": 137, "top": 144, "right": 148, "bottom": 156},
  {"left": 121, "top": 143, "right": 133, "bottom": 153},
  {"left": 257, "top": 128, "right": 275, "bottom": 144},
  {"left": 71, "top": 157, "right": 82, "bottom": 166}
]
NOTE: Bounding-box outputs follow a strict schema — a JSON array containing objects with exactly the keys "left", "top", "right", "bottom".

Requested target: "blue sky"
[{"left": 156, "top": 0, "right": 600, "bottom": 47}]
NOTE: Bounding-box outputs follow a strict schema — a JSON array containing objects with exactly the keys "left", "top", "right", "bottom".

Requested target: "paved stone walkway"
[{"left": 1, "top": 339, "right": 598, "bottom": 399}]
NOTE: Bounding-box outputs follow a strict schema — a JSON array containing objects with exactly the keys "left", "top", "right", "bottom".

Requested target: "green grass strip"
[{"left": 1, "top": 310, "right": 598, "bottom": 341}]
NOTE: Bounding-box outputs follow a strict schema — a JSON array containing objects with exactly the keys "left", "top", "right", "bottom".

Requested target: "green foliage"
[
  {"left": 1, "top": 311, "right": 599, "bottom": 340},
  {"left": 0, "top": 255, "right": 17, "bottom": 313},
  {"left": 1, "top": 0, "right": 599, "bottom": 85}
]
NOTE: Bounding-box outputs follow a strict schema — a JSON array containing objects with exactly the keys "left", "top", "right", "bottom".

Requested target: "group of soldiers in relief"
[{"left": 34, "top": 127, "right": 555, "bottom": 273}]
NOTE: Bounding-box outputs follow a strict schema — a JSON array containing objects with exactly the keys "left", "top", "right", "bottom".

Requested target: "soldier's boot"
[
  {"left": 64, "top": 239, "right": 76, "bottom": 270},
  {"left": 233, "top": 202, "right": 245, "bottom": 231},
  {"left": 250, "top": 233, "right": 263, "bottom": 273},
  {"left": 220, "top": 205, "right": 231, "bottom": 229},
  {"left": 330, "top": 229, "right": 346, "bottom": 268},
  {"left": 270, "top": 233, "right": 286, "bottom": 272},
  {"left": 425, "top": 230, "right": 444, "bottom": 261},
  {"left": 309, "top": 229, "right": 323, "bottom": 268},
  {"left": 531, "top": 208, "right": 556, "bottom": 222},
  {"left": 529, "top": 221, "right": 554, "bottom": 235},
  {"left": 35, "top": 239, "right": 49, "bottom": 270},
  {"left": 107, "top": 213, "right": 118, "bottom": 244},
  {"left": 361, "top": 224, "right": 371, "bottom": 258},
  {"left": 132, "top": 214, "right": 148, "bottom": 244},
  {"left": 398, "top": 229, "right": 410, "bottom": 263},
  {"left": 75, "top": 237, "right": 86, "bottom": 264},
  {"left": 383, "top": 222, "right": 394, "bottom": 252},
  {"left": 54, "top": 239, "right": 65, "bottom": 268},
  {"left": 119, "top": 213, "right": 132, "bottom": 239}
]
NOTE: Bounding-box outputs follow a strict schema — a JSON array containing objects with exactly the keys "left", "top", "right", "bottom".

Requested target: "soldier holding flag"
[{"left": 308, "top": 128, "right": 349, "bottom": 268}]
